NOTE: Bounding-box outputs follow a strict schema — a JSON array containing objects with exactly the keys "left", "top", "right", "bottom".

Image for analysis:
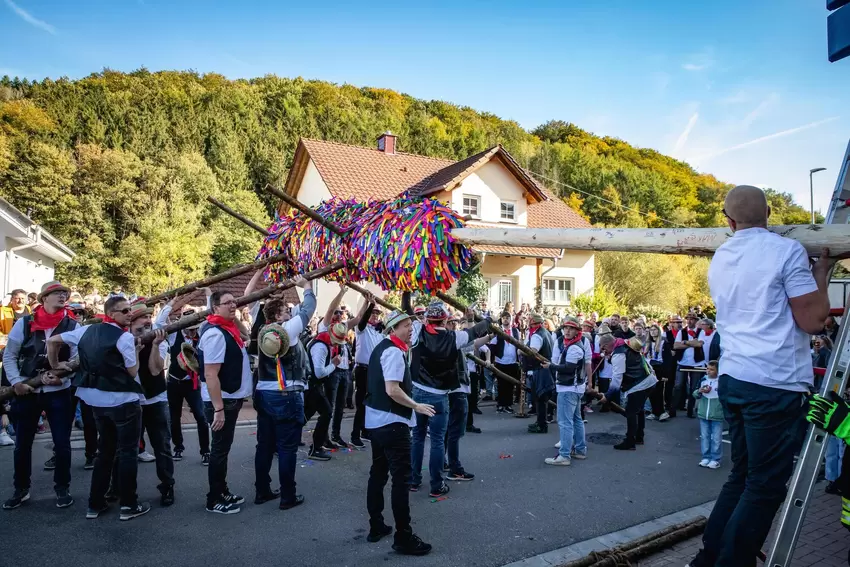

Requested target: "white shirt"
[
  {"left": 309, "top": 341, "right": 337, "bottom": 379},
  {"left": 411, "top": 321, "right": 475, "bottom": 395},
  {"left": 480, "top": 328, "right": 518, "bottom": 365},
  {"left": 255, "top": 315, "right": 309, "bottom": 392},
  {"left": 708, "top": 227, "right": 818, "bottom": 392},
  {"left": 554, "top": 337, "right": 592, "bottom": 394},
  {"left": 198, "top": 326, "right": 253, "bottom": 400},
  {"left": 140, "top": 342, "right": 170, "bottom": 406},
  {"left": 365, "top": 345, "right": 416, "bottom": 429},
  {"left": 355, "top": 325, "right": 383, "bottom": 365},
  {"left": 595, "top": 335, "right": 612, "bottom": 378},
  {"left": 61, "top": 323, "right": 144, "bottom": 408},
  {"left": 3, "top": 316, "right": 79, "bottom": 393},
  {"left": 676, "top": 328, "right": 705, "bottom": 368}
]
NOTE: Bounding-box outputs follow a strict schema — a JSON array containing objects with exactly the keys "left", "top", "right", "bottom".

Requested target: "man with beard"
[
  {"left": 2, "top": 281, "right": 78, "bottom": 510},
  {"left": 0, "top": 289, "right": 31, "bottom": 335}
]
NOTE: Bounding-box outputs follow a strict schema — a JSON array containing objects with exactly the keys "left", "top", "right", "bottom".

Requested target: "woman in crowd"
[{"left": 644, "top": 324, "right": 670, "bottom": 422}]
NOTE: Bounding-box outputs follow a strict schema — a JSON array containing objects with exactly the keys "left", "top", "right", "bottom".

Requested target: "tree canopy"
[{"left": 0, "top": 70, "right": 817, "bottom": 295}]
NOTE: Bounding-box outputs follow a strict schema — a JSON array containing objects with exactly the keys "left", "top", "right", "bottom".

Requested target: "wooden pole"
[
  {"left": 346, "top": 282, "right": 397, "bottom": 312},
  {"left": 263, "top": 184, "right": 350, "bottom": 235},
  {"left": 452, "top": 224, "right": 850, "bottom": 258},
  {"left": 0, "top": 364, "right": 78, "bottom": 404},
  {"left": 207, "top": 196, "right": 270, "bottom": 235},
  {"left": 143, "top": 253, "right": 289, "bottom": 306}
]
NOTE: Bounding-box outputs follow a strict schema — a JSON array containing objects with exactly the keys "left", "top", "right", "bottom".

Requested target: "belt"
[{"left": 355, "top": 363, "right": 369, "bottom": 369}]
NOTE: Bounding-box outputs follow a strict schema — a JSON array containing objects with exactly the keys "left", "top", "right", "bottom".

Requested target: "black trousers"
[
  {"left": 203, "top": 399, "right": 242, "bottom": 505},
  {"left": 624, "top": 388, "right": 650, "bottom": 443},
  {"left": 467, "top": 371, "right": 481, "bottom": 427},
  {"left": 352, "top": 364, "right": 368, "bottom": 442},
  {"left": 326, "top": 369, "right": 350, "bottom": 439},
  {"left": 71, "top": 392, "right": 98, "bottom": 459},
  {"left": 168, "top": 378, "right": 209, "bottom": 455},
  {"left": 304, "top": 381, "right": 332, "bottom": 449},
  {"left": 648, "top": 361, "right": 667, "bottom": 416},
  {"left": 90, "top": 401, "right": 142, "bottom": 509},
  {"left": 140, "top": 401, "right": 175, "bottom": 494},
  {"left": 536, "top": 391, "right": 551, "bottom": 428},
  {"left": 494, "top": 362, "right": 519, "bottom": 408},
  {"left": 366, "top": 422, "right": 413, "bottom": 537}
]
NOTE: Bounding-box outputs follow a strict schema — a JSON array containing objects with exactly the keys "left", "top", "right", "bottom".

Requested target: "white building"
[
  {"left": 281, "top": 133, "right": 594, "bottom": 314},
  {"left": 0, "top": 198, "right": 75, "bottom": 299}
]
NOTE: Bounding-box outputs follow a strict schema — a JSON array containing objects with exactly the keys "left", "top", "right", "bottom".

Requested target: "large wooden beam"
[{"left": 452, "top": 224, "right": 850, "bottom": 258}]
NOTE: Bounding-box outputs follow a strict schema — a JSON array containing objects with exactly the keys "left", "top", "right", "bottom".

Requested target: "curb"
[{"left": 501, "top": 500, "right": 715, "bottom": 567}]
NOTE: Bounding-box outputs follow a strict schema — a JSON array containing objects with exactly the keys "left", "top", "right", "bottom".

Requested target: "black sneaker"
[
  {"left": 613, "top": 441, "right": 636, "bottom": 451},
  {"left": 279, "top": 494, "right": 305, "bottom": 510},
  {"left": 308, "top": 446, "right": 332, "bottom": 461},
  {"left": 349, "top": 438, "right": 365, "bottom": 449},
  {"left": 466, "top": 426, "right": 482, "bottom": 433},
  {"left": 172, "top": 450, "right": 184, "bottom": 461},
  {"left": 254, "top": 488, "right": 281, "bottom": 505},
  {"left": 496, "top": 406, "right": 505, "bottom": 413},
  {"left": 361, "top": 431, "right": 371, "bottom": 442},
  {"left": 409, "top": 484, "right": 421, "bottom": 493},
  {"left": 2, "top": 489, "right": 30, "bottom": 510},
  {"left": 636, "top": 438, "right": 645, "bottom": 445},
  {"left": 86, "top": 503, "right": 109, "bottom": 519},
  {"left": 44, "top": 456, "right": 56, "bottom": 470},
  {"left": 393, "top": 533, "right": 433, "bottom": 556},
  {"left": 323, "top": 439, "right": 340, "bottom": 450},
  {"left": 206, "top": 500, "right": 240, "bottom": 515},
  {"left": 447, "top": 470, "right": 475, "bottom": 481},
  {"left": 331, "top": 436, "right": 350, "bottom": 448},
  {"left": 367, "top": 523, "right": 393, "bottom": 543},
  {"left": 160, "top": 488, "right": 175, "bottom": 507},
  {"left": 428, "top": 483, "right": 450, "bottom": 498},
  {"left": 119, "top": 502, "right": 151, "bottom": 521},
  {"left": 222, "top": 491, "right": 245, "bottom": 506},
  {"left": 84, "top": 456, "right": 95, "bottom": 470},
  {"left": 201, "top": 453, "right": 210, "bottom": 466},
  {"left": 56, "top": 488, "right": 74, "bottom": 508},
  {"left": 826, "top": 481, "right": 841, "bottom": 495},
  {"left": 527, "top": 423, "right": 547, "bottom": 434},
  {"left": 504, "top": 406, "right": 514, "bottom": 414}
]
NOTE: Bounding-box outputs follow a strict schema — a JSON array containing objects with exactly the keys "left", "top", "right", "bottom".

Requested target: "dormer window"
[
  {"left": 500, "top": 201, "right": 516, "bottom": 222},
  {"left": 463, "top": 195, "right": 480, "bottom": 218}
]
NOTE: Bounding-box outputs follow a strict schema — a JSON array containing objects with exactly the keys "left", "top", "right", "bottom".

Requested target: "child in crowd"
[{"left": 694, "top": 360, "right": 723, "bottom": 469}]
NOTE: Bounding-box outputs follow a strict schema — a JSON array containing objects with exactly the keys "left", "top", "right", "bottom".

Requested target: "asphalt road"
[{"left": 0, "top": 404, "right": 727, "bottom": 567}]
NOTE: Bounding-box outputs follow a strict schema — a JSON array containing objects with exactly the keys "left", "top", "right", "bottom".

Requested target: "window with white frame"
[
  {"left": 497, "top": 280, "right": 513, "bottom": 309},
  {"left": 462, "top": 195, "right": 480, "bottom": 218},
  {"left": 542, "top": 278, "right": 573, "bottom": 304},
  {"left": 500, "top": 201, "right": 516, "bottom": 221}
]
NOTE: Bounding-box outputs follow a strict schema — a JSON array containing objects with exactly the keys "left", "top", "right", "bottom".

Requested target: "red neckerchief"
[
  {"left": 101, "top": 315, "right": 128, "bottom": 332},
  {"left": 31, "top": 305, "right": 74, "bottom": 332},
  {"left": 424, "top": 319, "right": 445, "bottom": 335},
  {"left": 314, "top": 332, "right": 339, "bottom": 358},
  {"left": 703, "top": 329, "right": 714, "bottom": 337},
  {"left": 563, "top": 330, "right": 583, "bottom": 349},
  {"left": 389, "top": 334, "right": 409, "bottom": 352},
  {"left": 686, "top": 328, "right": 697, "bottom": 339},
  {"left": 206, "top": 315, "right": 245, "bottom": 348},
  {"left": 529, "top": 323, "right": 543, "bottom": 336}
]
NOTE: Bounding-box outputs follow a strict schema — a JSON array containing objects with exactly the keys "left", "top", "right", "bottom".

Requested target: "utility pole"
[{"left": 809, "top": 167, "right": 826, "bottom": 224}]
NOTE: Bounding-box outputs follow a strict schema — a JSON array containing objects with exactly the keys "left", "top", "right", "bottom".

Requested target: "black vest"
[
  {"left": 168, "top": 332, "right": 197, "bottom": 380},
  {"left": 18, "top": 315, "right": 75, "bottom": 378},
  {"left": 365, "top": 339, "right": 413, "bottom": 420},
  {"left": 675, "top": 328, "right": 705, "bottom": 364},
  {"left": 306, "top": 337, "right": 332, "bottom": 381},
  {"left": 523, "top": 326, "right": 552, "bottom": 372},
  {"left": 138, "top": 342, "right": 167, "bottom": 399},
  {"left": 256, "top": 331, "right": 306, "bottom": 388},
  {"left": 492, "top": 327, "right": 521, "bottom": 361},
  {"left": 615, "top": 345, "right": 649, "bottom": 393},
  {"left": 555, "top": 341, "right": 587, "bottom": 386},
  {"left": 415, "top": 329, "right": 459, "bottom": 392},
  {"left": 248, "top": 307, "right": 266, "bottom": 356},
  {"left": 198, "top": 324, "right": 243, "bottom": 394},
  {"left": 75, "top": 324, "right": 143, "bottom": 394}
]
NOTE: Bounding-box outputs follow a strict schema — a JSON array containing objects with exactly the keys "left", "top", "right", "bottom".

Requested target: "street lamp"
[{"left": 809, "top": 167, "right": 827, "bottom": 224}]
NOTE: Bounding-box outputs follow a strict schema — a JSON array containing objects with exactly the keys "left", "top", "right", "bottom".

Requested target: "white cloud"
[
  {"left": 682, "top": 48, "right": 715, "bottom": 72},
  {"left": 741, "top": 93, "right": 780, "bottom": 130},
  {"left": 682, "top": 62, "right": 707, "bottom": 71},
  {"left": 673, "top": 112, "right": 699, "bottom": 156},
  {"left": 3, "top": 0, "right": 55, "bottom": 34}
]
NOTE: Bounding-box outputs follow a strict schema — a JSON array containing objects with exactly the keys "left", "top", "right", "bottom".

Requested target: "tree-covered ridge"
[{"left": 0, "top": 70, "right": 816, "bottom": 297}]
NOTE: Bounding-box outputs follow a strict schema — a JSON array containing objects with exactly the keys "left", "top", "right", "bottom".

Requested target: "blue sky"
[{"left": 2, "top": 0, "right": 848, "bottom": 216}]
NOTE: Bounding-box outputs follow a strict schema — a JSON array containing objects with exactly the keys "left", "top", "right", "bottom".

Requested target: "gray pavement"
[{"left": 0, "top": 405, "right": 730, "bottom": 567}]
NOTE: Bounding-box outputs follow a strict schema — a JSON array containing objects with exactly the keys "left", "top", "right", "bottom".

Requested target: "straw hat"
[
  {"left": 626, "top": 337, "right": 644, "bottom": 352},
  {"left": 129, "top": 304, "right": 154, "bottom": 322},
  {"left": 37, "top": 280, "right": 70, "bottom": 303},
  {"left": 258, "top": 323, "right": 291, "bottom": 358},
  {"left": 329, "top": 323, "right": 347, "bottom": 345},
  {"left": 178, "top": 342, "right": 200, "bottom": 373},
  {"left": 384, "top": 310, "right": 412, "bottom": 333}
]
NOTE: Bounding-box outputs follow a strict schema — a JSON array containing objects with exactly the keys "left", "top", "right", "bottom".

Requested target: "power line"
[{"left": 527, "top": 169, "right": 684, "bottom": 228}]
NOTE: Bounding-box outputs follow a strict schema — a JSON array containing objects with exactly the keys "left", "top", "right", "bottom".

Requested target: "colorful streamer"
[{"left": 256, "top": 192, "right": 474, "bottom": 294}]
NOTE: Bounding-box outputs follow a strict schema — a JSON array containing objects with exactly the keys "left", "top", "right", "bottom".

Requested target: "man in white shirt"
[
  {"left": 351, "top": 299, "right": 383, "bottom": 448},
  {"left": 480, "top": 311, "right": 521, "bottom": 413},
  {"left": 672, "top": 312, "right": 706, "bottom": 418},
  {"left": 364, "top": 310, "right": 434, "bottom": 556},
  {"left": 2, "top": 281, "right": 78, "bottom": 511},
  {"left": 48, "top": 295, "right": 149, "bottom": 521},
  {"left": 304, "top": 322, "right": 348, "bottom": 461},
  {"left": 688, "top": 185, "right": 834, "bottom": 567},
  {"left": 197, "top": 290, "right": 255, "bottom": 515}
]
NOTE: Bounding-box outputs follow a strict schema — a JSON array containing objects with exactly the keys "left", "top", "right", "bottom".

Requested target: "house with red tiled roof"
[{"left": 281, "top": 132, "right": 594, "bottom": 313}]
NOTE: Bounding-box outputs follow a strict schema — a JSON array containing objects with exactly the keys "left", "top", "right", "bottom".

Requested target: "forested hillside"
[{"left": 0, "top": 70, "right": 815, "bottom": 308}]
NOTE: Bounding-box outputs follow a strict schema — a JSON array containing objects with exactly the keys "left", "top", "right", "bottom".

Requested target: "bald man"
[{"left": 688, "top": 186, "right": 834, "bottom": 567}]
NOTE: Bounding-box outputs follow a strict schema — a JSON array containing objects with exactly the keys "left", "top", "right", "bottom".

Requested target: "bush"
[
  {"left": 456, "top": 265, "right": 489, "bottom": 306},
  {"left": 570, "top": 284, "right": 624, "bottom": 318}
]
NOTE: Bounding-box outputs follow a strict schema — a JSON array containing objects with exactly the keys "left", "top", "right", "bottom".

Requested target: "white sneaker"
[
  {"left": 646, "top": 413, "right": 657, "bottom": 421},
  {"left": 698, "top": 459, "right": 710, "bottom": 467},
  {"left": 554, "top": 440, "right": 561, "bottom": 449},
  {"left": 138, "top": 451, "right": 155, "bottom": 463},
  {"left": 658, "top": 412, "right": 670, "bottom": 422},
  {"left": 707, "top": 460, "right": 721, "bottom": 469},
  {"left": 0, "top": 431, "right": 13, "bottom": 447},
  {"left": 544, "top": 455, "right": 571, "bottom": 466}
]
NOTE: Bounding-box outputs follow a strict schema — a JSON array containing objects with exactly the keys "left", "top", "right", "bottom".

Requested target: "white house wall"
[
  {"left": 3, "top": 241, "right": 56, "bottom": 298},
  {"left": 449, "top": 161, "right": 529, "bottom": 226}
]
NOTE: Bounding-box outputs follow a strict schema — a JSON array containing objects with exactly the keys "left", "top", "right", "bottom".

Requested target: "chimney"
[{"left": 377, "top": 131, "right": 396, "bottom": 154}]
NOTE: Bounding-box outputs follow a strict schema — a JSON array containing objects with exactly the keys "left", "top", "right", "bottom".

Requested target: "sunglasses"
[{"left": 113, "top": 307, "right": 132, "bottom": 315}]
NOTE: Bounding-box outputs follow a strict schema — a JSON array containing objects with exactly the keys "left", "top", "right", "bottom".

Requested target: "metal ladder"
[{"left": 766, "top": 141, "right": 850, "bottom": 566}]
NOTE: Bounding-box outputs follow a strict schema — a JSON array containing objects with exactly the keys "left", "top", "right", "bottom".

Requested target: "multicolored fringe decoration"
[{"left": 256, "top": 192, "right": 473, "bottom": 294}]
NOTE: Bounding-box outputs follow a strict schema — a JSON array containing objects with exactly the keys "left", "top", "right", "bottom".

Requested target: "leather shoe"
[{"left": 280, "top": 495, "right": 305, "bottom": 510}]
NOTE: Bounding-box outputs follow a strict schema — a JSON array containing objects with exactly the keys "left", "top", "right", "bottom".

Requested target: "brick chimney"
[{"left": 377, "top": 131, "right": 396, "bottom": 154}]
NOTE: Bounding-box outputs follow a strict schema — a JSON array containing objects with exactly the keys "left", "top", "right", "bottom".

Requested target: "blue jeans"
[
  {"left": 254, "top": 390, "right": 305, "bottom": 504},
  {"left": 557, "top": 391, "right": 586, "bottom": 459},
  {"left": 701, "top": 375, "right": 806, "bottom": 565},
  {"left": 826, "top": 435, "right": 845, "bottom": 482},
  {"left": 699, "top": 418, "right": 723, "bottom": 462},
  {"left": 410, "top": 387, "right": 449, "bottom": 492},
  {"left": 446, "top": 392, "right": 468, "bottom": 474},
  {"left": 12, "top": 388, "right": 74, "bottom": 492}
]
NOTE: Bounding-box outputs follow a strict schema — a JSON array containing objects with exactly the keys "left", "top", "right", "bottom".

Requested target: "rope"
[{"left": 585, "top": 549, "right": 634, "bottom": 566}]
